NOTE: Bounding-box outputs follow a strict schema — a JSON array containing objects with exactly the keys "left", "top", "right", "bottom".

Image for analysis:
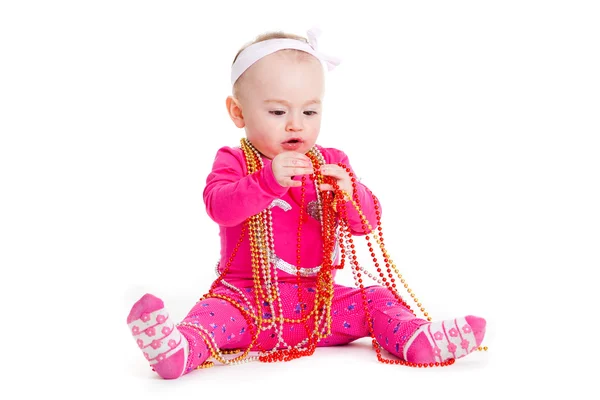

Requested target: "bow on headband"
[{"left": 305, "top": 26, "right": 341, "bottom": 71}]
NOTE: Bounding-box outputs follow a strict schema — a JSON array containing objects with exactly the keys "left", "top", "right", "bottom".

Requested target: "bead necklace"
[{"left": 193, "top": 138, "right": 487, "bottom": 369}]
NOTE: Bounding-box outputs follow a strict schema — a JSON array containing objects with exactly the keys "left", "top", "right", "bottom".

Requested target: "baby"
[{"left": 126, "top": 28, "right": 487, "bottom": 379}]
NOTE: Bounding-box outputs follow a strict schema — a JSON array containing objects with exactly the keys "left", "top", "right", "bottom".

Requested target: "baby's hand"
[
  {"left": 272, "top": 152, "right": 314, "bottom": 188},
  {"left": 319, "top": 164, "right": 354, "bottom": 199}
]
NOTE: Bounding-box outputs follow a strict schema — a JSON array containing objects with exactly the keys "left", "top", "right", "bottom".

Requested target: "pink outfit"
[
  {"left": 127, "top": 144, "right": 487, "bottom": 378},
  {"left": 178, "top": 282, "right": 426, "bottom": 374},
  {"left": 203, "top": 145, "right": 378, "bottom": 286},
  {"left": 174, "top": 145, "right": 430, "bottom": 372}
]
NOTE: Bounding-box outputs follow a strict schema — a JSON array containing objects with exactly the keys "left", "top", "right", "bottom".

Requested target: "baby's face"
[{"left": 236, "top": 51, "right": 325, "bottom": 159}]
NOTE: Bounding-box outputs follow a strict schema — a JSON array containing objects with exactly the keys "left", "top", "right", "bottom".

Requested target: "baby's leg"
[
  {"left": 320, "top": 285, "right": 486, "bottom": 364},
  {"left": 179, "top": 296, "right": 253, "bottom": 368},
  {"left": 366, "top": 286, "right": 486, "bottom": 364},
  {"left": 127, "top": 293, "right": 251, "bottom": 379},
  {"left": 315, "top": 284, "right": 431, "bottom": 347},
  {"left": 315, "top": 284, "right": 371, "bottom": 346}
]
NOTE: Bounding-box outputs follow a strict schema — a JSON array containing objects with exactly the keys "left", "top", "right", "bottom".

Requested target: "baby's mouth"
[
  {"left": 283, "top": 138, "right": 302, "bottom": 144},
  {"left": 281, "top": 138, "right": 304, "bottom": 150}
]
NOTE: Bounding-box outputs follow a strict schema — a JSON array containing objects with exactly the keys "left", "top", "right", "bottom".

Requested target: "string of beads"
[{"left": 191, "top": 138, "right": 487, "bottom": 369}]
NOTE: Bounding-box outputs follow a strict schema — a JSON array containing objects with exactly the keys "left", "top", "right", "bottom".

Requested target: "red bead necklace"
[{"left": 194, "top": 138, "right": 487, "bottom": 369}]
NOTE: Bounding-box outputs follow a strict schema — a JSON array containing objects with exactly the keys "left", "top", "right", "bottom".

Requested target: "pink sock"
[
  {"left": 127, "top": 293, "right": 189, "bottom": 379},
  {"left": 404, "top": 315, "right": 486, "bottom": 364}
]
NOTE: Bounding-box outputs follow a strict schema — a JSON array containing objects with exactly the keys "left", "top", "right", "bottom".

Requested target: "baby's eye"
[
  {"left": 269, "top": 110, "right": 286, "bottom": 116},
  {"left": 304, "top": 111, "right": 318, "bottom": 116}
]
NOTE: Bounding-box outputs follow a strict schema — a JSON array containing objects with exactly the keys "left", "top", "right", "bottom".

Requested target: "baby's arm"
[{"left": 203, "top": 146, "right": 289, "bottom": 227}]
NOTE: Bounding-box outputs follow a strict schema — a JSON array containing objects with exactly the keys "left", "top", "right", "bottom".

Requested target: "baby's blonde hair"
[{"left": 232, "top": 31, "right": 316, "bottom": 97}]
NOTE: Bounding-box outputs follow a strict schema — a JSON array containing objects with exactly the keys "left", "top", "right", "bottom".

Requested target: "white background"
[{"left": 1, "top": 1, "right": 598, "bottom": 398}]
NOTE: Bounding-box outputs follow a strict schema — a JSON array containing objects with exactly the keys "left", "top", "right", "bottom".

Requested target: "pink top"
[{"left": 203, "top": 145, "right": 381, "bottom": 286}]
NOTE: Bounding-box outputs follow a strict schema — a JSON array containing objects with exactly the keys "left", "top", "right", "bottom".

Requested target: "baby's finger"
[
  {"left": 285, "top": 166, "right": 314, "bottom": 176},
  {"left": 319, "top": 165, "right": 346, "bottom": 179},
  {"left": 319, "top": 183, "right": 334, "bottom": 191},
  {"left": 289, "top": 156, "right": 312, "bottom": 167}
]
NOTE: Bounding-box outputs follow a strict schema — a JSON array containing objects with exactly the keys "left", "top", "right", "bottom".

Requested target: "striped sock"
[
  {"left": 403, "top": 315, "right": 486, "bottom": 363},
  {"left": 127, "top": 293, "right": 189, "bottom": 379}
]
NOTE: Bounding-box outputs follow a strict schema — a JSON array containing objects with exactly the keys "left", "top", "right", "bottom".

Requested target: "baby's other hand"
[{"left": 318, "top": 164, "right": 354, "bottom": 199}]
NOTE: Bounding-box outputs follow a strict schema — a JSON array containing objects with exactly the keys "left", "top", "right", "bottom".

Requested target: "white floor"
[
  {"left": 115, "top": 326, "right": 581, "bottom": 400},
  {"left": 111, "top": 287, "right": 588, "bottom": 400},
  {"left": 6, "top": 286, "right": 591, "bottom": 400}
]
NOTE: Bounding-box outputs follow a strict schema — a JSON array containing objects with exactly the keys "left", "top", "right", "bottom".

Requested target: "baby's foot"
[
  {"left": 403, "top": 316, "right": 486, "bottom": 364},
  {"left": 127, "top": 293, "right": 188, "bottom": 379}
]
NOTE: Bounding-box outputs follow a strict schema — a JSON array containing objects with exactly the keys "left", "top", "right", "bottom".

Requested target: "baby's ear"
[{"left": 226, "top": 96, "right": 245, "bottom": 128}]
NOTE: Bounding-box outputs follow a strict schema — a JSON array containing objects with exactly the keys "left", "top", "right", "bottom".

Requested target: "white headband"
[{"left": 230, "top": 27, "right": 341, "bottom": 86}]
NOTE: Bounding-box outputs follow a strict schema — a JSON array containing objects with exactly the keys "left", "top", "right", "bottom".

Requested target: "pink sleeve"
[
  {"left": 323, "top": 147, "right": 381, "bottom": 236},
  {"left": 203, "top": 146, "right": 289, "bottom": 227}
]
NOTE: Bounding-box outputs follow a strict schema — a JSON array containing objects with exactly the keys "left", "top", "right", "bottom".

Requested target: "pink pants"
[{"left": 177, "top": 281, "right": 427, "bottom": 374}]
